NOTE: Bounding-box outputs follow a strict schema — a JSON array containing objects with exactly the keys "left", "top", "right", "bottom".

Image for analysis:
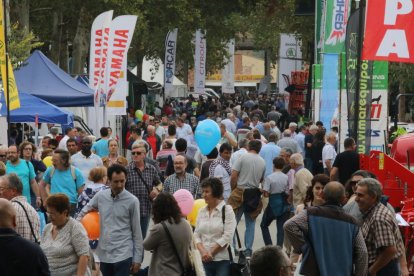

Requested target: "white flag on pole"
[
  {"left": 164, "top": 28, "right": 178, "bottom": 98},
  {"left": 194, "top": 29, "right": 206, "bottom": 94},
  {"left": 222, "top": 39, "right": 235, "bottom": 94}
]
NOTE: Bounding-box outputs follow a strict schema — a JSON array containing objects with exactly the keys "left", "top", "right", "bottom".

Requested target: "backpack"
[{"left": 49, "top": 165, "right": 77, "bottom": 182}]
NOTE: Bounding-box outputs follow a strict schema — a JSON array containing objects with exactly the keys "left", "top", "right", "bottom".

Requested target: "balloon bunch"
[{"left": 173, "top": 189, "right": 207, "bottom": 227}]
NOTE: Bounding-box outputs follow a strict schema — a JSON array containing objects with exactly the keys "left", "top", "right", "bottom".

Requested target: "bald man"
[
  {"left": 284, "top": 182, "right": 368, "bottom": 275},
  {"left": 163, "top": 155, "right": 200, "bottom": 198},
  {"left": 144, "top": 125, "right": 161, "bottom": 159},
  {"left": 0, "top": 198, "right": 50, "bottom": 275}
]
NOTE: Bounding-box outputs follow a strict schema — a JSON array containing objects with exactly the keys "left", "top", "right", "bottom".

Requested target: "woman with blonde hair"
[{"left": 102, "top": 139, "right": 128, "bottom": 168}]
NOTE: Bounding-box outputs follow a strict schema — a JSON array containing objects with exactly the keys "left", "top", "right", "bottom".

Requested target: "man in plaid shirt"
[
  {"left": 164, "top": 155, "right": 200, "bottom": 198},
  {"left": 0, "top": 173, "right": 40, "bottom": 243},
  {"left": 126, "top": 144, "right": 162, "bottom": 238},
  {"left": 355, "top": 178, "right": 408, "bottom": 276}
]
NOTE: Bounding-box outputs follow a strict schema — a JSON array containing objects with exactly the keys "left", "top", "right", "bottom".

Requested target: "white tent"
[{"left": 134, "top": 57, "right": 188, "bottom": 98}]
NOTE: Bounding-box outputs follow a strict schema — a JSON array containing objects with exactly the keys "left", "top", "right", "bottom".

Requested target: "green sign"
[
  {"left": 313, "top": 64, "right": 322, "bottom": 89},
  {"left": 323, "top": 0, "right": 351, "bottom": 54}
]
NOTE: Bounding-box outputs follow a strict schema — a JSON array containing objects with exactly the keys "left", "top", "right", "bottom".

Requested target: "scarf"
[{"left": 209, "top": 156, "right": 231, "bottom": 177}]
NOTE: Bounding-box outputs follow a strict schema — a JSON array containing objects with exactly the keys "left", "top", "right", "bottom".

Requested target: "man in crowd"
[
  {"left": 0, "top": 145, "right": 7, "bottom": 164},
  {"left": 71, "top": 137, "right": 103, "bottom": 184},
  {"left": 92, "top": 127, "right": 110, "bottom": 158},
  {"left": 164, "top": 155, "right": 200, "bottom": 199},
  {"left": 294, "top": 125, "right": 307, "bottom": 158},
  {"left": 322, "top": 132, "right": 337, "bottom": 176},
  {"left": 267, "top": 106, "right": 281, "bottom": 124},
  {"left": 143, "top": 125, "right": 161, "bottom": 159},
  {"left": 77, "top": 164, "right": 143, "bottom": 275},
  {"left": 289, "top": 153, "right": 313, "bottom": 209},
  {"left": 219, "top": 123, "right": 238, "bottom": 148},
  {"left": 230, "top": 138, "right": 248, "bottom": 167},
  {"left": 221, "top": 113, "right": 237, "bottom": 135},
  {"left": 126, "top": 144, "right": 161, "bottom": 238},
  {"left": 355, "top": 178, "right": 407, "bottom": 275},
  {"left": 0, "top": 198, "right": 50, "bottom": 275},
  {"left": 0, "top": 174, "right": 40, "bottom": 242},
  {"left": 304, "top": 124, "right": 318, "bottom": 171},
  {"left": 41, "top": 149, "right": 85, "bottom": 216},
  {"left": 209, "top": 143, "right": 232, "bottom": 201},
  {"left": 277, "top": 129, "right": 301, "bottom": 154},
  {"left": 259, "top": 133, "right": 281, "bottom": 177},
  {"left": 230, "top": 140, "right": 265, "bottom": 257},
  {"left": 330, "top": 137, "right": 359, "bottom": 185},
  {"left": 66, "top": 138, "right": 79, "bottom": 156},
  {"left": 176, "top": 117, "right": 193, "bottom": 140},
  {"left": 284, "top": 182, "right": 368, "bottom": 275},
  {"left": 250, "top": 246, "right": 291, "bottom": 276},
  {"left": 6, "top": 145, "right": 41, "bottom": 208},
  {"left": 166, "top": 138, "right": 199, "bottom": 177},
  {"left": 58, "top": 127, "right": 76, "bottom": 150},
  {"left": 288, "top": 122, "right": 298, "bottom": 138}
]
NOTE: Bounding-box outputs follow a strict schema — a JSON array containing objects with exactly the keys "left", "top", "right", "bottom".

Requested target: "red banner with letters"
[{"left": 363, "top": 0, "right": 414, "bottom": 63}]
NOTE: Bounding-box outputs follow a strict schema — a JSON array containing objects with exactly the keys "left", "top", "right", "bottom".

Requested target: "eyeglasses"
[
  {"left": 0, "top": 155, "right": 6, "bottom": 158},
  {"left": 131, "top": 151, "right": 145, "bottom": 156}
]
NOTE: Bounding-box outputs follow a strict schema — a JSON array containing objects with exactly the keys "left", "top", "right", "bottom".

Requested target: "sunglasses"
[
  {"left": 131, "top": 151, "right": 145, "bottom": 156},
  {"left": 0, "top": 155, "right": 5, "bottom": 158}
]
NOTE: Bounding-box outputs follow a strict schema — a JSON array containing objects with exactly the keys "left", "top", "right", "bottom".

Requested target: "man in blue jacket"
[{"left": 284, "top": 181, "right": 368, "bottom": 276}]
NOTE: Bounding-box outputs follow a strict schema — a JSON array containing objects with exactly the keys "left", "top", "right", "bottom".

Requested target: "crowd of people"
[{"left": 0, "top": 92, "right": 408, "bottom": 276}]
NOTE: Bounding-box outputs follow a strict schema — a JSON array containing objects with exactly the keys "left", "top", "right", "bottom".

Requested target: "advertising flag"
[
  {"left": 90, "top": 10, "right": 113, "bottom": 107},
  {"left": 278, "top": 34, "right": 302, "bottom": 92},
  {"left": 0, "top": 0, "right": 19, "bottom": 110},
  {"left": 104, "top": 15, "right": 137, "bottom": 112},
  {"left": 164, "top": 28, "right": 178, "bottom": 98},
  {"left": 363, "top": 0, "right": 414, "bottom": 63},
  {"left": 315, "top": 0, "right": 326, "bottom": 63},
  {"left": 221, "top": 39, "right": 235, "bottom": 94},
  {"left": 323, "top": 0, "right": 351, "bottom": 53},
  {"left": 194, "top": 29, "right": 206, "bottom": 94}
]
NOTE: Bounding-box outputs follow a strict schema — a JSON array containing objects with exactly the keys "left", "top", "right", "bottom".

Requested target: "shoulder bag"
[
  {"left": 12, "top": 200, "right": 39, "bottom": 244},
  {"left": 161, "top": 221, "right": 196, "bottom": 276}
]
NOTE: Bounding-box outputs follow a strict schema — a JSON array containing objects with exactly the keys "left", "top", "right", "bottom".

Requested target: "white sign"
[
  {"left": 164, "top": 29, "right": 178, "bottom": 98},
  {"left": 194, "top": 29, "right": 207, "bottom": 94},
  {"left": 278, "top": 34, "right": 302, "bottom": 91},
  {"left": 222, "top": 39, "right": 235, "bottom": 94}
]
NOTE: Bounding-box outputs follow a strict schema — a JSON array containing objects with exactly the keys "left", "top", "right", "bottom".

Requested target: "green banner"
[
  {"left": 323, "top": 0, "right": 351, "bottom": 54},
  {"left": 312, "top": 64, "right": 322, "bottom": 89},
  {"left": 315, "top": 0, "right": 325, "bottom": 63}
]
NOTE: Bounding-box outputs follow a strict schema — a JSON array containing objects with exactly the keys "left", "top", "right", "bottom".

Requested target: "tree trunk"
[
  {"left": 49, "top": 11, "right": 60, "bottom": 64},
  {"left": 72, "top": 6, "right": 90, "bottom": 75},
  {"left": 11, "top": 0, "right": 29, "bottom": 35}
]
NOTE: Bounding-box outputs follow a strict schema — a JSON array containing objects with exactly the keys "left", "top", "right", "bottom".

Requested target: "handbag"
[
  {"left": 221, "top": 206, "right": 249, "bottom": 276},
  {"left": 161, "top": 222, "right": 196, "bottom": 276}
]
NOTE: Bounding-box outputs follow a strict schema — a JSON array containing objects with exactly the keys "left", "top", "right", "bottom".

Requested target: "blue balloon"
[
  {"left": 134, "top": 118, "right": 140, "bottom": 124},
  {"left": 195, "top": 119, "right": 221, "bottom": 155}
]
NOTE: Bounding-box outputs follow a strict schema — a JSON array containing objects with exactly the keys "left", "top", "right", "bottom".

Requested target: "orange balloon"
[{"left": 81, "top": 211, "right": 100, "bottom": 240}]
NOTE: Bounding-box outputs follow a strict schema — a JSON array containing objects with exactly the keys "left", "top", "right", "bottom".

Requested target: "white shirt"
[
  {"left": 58, "top": 135, "right": 70, "bottom": 150},
  {"left": 212, "top": 165, "right": 231, "bottom": 201},
  {"left": 155, "top": 126, "right": 166, "bottom": 140},
  {"left": 221, "top": 119, "right": 237, "bottom": 135},
  {"left": 322, "top": 143, "right": 337, "bottom": 169},
  {"left": 194, "top": 202, "right": 236, "bottom": 261},
  {"left": 176, "top": 123, "right": 193, "bottom": 139}
]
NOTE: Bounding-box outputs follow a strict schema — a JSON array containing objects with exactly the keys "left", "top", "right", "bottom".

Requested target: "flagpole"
[
  {"left": 354, "top": 0, "right": 365, "bottom": 143},
  {"left": 3, "top": 0, "right": 10, "bottom": 146}
]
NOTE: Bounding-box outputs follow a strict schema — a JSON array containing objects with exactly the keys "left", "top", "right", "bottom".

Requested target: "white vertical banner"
[
  {"left": 278, "top": 33, "right": 302, "bottom": 91},
  {"left": 89, "top": 10, "right": 113, "bottom": 107},
  {"left": 164, "top": 28, "right": 178, "bottom": 98},
  {"left": 89, "top": 10, "right": 113, "bottom": 134},
  {"left": 222, "top": 39, "right": 235, "bottom": 94},
  {"left": 194, "top": 29, "right": 206, "bottom": 94},
  {"left": 104, "top": 15, "right": 137, "bottom": 115}
]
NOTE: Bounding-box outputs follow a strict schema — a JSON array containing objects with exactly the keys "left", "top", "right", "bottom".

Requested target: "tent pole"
[{"left": 3, "top": 0, "right": 10, "bottom": 146}]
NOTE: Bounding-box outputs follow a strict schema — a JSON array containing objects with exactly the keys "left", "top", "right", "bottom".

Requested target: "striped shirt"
[
  {"left": 11, "top": 196, "right": 40, "bottom": 242},
  {"left": 164, "top": 173, "right": 200, "bottom": 198},
  {"left": 126, "top": 162, "right": 161, "bottom": 216}
]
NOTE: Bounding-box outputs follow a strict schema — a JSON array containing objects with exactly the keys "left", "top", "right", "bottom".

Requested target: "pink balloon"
[{"left": 173, "top": 189, "right": 195, "bottom": 216}]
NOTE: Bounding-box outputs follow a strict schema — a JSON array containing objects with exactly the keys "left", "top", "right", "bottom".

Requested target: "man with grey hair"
[
  {"left": 284, "top": 182, "right": 368, "bottom": 276},
  {"left": 277, "top": 129, "right": 301, "bottom": 154},
  {"left": 267, "top": 105, "right": 281, "bottom": 124},
  {"left": 0, "top": 174, "right": 40, "bottom": 242},
  {"left": 355, "top": 178, "right": 407, "bottom": 276},
  {"left": 221, "top": 113, "right": 237, "bottom": 135},
  {"left": 268, "top": 120, "right": 281, "bottom": 140},
  {"left": 289, "top": 153, "right": 313, "bottom": 208},
  {"left": 250, "top": 245, "right": 291, "bottom": 276},
  {"left": 143, "top": 125, "right": 161, "bottom": 159},
  {"left": 304, "top": 124, "right": 318, "bottom": 171},
  {"left": 322, "top": 132, "right": 337, "bottom": 176}
]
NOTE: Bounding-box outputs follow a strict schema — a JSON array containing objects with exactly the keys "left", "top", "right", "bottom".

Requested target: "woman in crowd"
[
  {"left": 20, "top": 141, "right": 47, "bottom": 180},
  {"left": 143, "top": 192, "right": 193, "bottom": 276},
  {"left": 295, "top": 174, "right": 330, "bottom": 214},
  {"left": 76, "top": 166, "right": 108, "bottom": 276},
  {"left": 194, "top": 177, "right": 236, "bottom": 276},
  {"left": 41, "top": 193, "right": 90, "bottom": 276},
  {"left": 102, "top": 139, "right": 128, "bottom": 168}
]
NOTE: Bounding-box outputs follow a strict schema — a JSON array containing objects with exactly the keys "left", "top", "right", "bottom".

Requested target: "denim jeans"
[
  {"left": 234, "top": 207, "right": 256, "bottom": 256},
  {"left": 101, "top": 257, "right": 132, "bottom": 276},
  {"left": 140, "top": 215, "right": 150, "bottom": 239},
  {"left": 204, "top": 260, "right": 230, "bottom": 276},
  {"left": 260, "top": 205, "right": 290, "bottom": 246},
  {"left": 304, "top": 157, "right": 313, "bottom": 172}
]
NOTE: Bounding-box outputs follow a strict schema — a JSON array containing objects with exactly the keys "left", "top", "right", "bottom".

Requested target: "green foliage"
[{"left": 8, "top": 23, "right": 43, "bottom": 67}]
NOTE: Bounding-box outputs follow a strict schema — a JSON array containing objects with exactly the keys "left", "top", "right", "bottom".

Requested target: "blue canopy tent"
[
  {"left": 14, "top": 50, "right": 94, "bottom": 107},
  {"left": 0, "top": 92, "right": 74, "bottom": 126}
]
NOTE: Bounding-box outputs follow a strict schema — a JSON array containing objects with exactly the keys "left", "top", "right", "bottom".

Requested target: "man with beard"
[{"left": 71, "top": 137, "right": 103, "bottom": 184}]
